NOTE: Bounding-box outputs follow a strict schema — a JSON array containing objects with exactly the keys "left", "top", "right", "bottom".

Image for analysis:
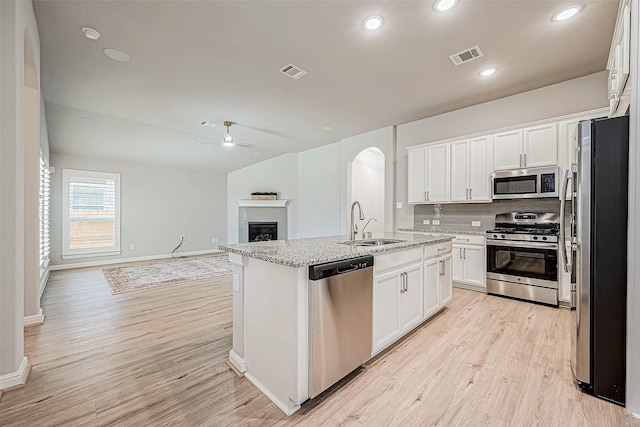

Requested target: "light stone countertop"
[
  {"left": 397, "top": 227, "right": 486, "bottom": 236},
  {"left": 217, "top": 233, "right": 453, "bottom": 268}
]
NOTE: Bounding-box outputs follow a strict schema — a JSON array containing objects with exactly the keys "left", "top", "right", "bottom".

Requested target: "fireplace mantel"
[{"left": 237, "top": 199, "right": 290, "bottom": 208}]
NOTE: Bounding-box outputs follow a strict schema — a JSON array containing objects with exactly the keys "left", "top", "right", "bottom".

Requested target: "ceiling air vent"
[
  {"left": 279, "top": 63, "right": 308, "bottom": 80},
  {"left": 449, "top": 45, "right": 483, "bottom": 66}
]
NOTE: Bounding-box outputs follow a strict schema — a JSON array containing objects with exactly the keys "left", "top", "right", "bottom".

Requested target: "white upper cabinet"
[
  {"left": 523, "top": 123, "right": 558, "bottom": 168},
  {"left": 493, "top": 129, "right": 523, "bottom": 171},
  {"left": 607, "top": 0, "right": 631, "bottom": 117},
  {"left": 493, "top": 124, "right": 557, "bottom": 171},
  {"left": 426, "top": 143, "right": 450, "bottom": 203},
  {"left": 468, "top": 136, "right": 491, "bottom": 201},
  {"left": 407, "top": 148, "right": 427, "bottom": 203},
  {"left": 451, "top": 137, "right": 491, "bottom": 202}
]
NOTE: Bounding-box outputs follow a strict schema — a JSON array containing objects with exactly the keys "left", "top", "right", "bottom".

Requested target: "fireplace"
[{"left": 248, "top": 222, "right": 278, "bottom": 241}]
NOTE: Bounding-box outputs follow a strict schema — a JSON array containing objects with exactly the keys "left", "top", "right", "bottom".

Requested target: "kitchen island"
[{"left": 218, "top": 233, "right": 454, "bottom": 415}]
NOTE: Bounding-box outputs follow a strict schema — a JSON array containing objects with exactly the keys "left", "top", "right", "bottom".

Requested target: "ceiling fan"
[{"left": 195, "top": 120, "right": 257, "bottom": 148}]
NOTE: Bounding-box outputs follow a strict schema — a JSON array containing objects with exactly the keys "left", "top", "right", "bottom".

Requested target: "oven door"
[{"left": 486, "top": 239, "right": 558, "bottom": 288}]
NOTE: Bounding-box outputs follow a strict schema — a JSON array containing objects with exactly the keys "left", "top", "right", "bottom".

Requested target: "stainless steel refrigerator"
[{"left": 561, "top": 115, "right": 629, "bottom": 406}]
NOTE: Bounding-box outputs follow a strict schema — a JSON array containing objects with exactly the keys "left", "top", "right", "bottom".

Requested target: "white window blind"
[
  {"left": 39, "top": 152, "right": 51, "bottom": 274},
  {"left": 62, "top": 169, "right": 121, "bottom": 259}
]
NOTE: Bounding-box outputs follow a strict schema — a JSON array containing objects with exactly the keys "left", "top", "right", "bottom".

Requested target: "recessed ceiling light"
[
  {"left": 363, "top": 16, "right": 384, "bottom": 30},
  {"left": 103, "top": 48, "right": 130, "bottom": 62},
  {"left": 322, "top": 126, "right": 333, "bottom": 132},
  {"left": 189, "top": 138, "right": 199, "bottom": 143},
  {"left": 82, "top": 27, "right": 101, "bottom": 40},
  {"left": 434, "top": 0, "right": 458, "bottom": 12},
  {"left": 479, "top": 68, "right": 497, "bottom": 77},
  {"left": 254, "top": 151, "right": 264, "bottom": 157},
  {"left": 553, "top": 5, "right": 582, "bottom": 22},
  {"left": 200, "top": 121, "right": 217, "bottom": 128}
]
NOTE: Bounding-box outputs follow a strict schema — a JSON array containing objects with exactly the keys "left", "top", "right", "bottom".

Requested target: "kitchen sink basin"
[{"left": 339, "top": 238, "right": 406, "bottom": 246}]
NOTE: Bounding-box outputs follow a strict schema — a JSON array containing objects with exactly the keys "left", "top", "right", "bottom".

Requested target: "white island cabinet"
[{"left": 219, "top": 234, "right": 453, "bottom": 416}]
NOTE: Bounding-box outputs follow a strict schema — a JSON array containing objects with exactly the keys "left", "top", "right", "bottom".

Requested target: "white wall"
[
  {"left": 297, "top": 143, "right": 342, "bottom": 238},
  {"left": 351, "top": 148, "right": 385, "bottom": 237},
  {"left": 0, "top": 0, "right": 49, "bottom": 389},
  {"left": 227, "top": 153, "right": 298, "bottom": 243},
  {"left": 395, "top": 71, "right": 610, "bottom": 228},
  {"left": 50, "top": 154, "right": 228, "bottom": 265},
  {"left": 627, "top": 0, "right": 639, "bottom": 418}
]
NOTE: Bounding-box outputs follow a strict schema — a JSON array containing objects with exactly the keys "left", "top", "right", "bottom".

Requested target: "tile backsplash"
[{"left": 414, "top": 199, "right": 562, "bottom": 231}]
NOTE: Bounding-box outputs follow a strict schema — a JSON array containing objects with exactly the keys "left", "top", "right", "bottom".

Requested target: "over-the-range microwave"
[{"left": 491, "top": 166, "right": 561, "bottom": 200}]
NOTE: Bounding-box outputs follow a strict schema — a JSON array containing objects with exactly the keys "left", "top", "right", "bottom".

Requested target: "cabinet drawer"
[
  {"left": 374, "top": 248, "right": 423, "bottom": 276},
  {"left": 424, "top": 241, "right": 452, "bottom": 259},
  {"left": 451, "top": 235, "right": 484, "bottom": 246}
]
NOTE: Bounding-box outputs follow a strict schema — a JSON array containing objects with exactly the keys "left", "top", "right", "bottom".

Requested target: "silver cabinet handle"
[
  {"left": 437, "top": 247, "right": 447, "bottom": 252},
  {"left": 400, "top": 272, "right": 404, "bottom": 293},
  {"left": 427, "top": 191, "right": 430, "bottom": 201},
  {"left": 469, "top": 188, "right": 472, "bottom": 199},
  {"left": 456, "top": 238, "right": 469, "bottom": 242},
  {"left": 404, "top": 272, "right": 408, "bottom": 293},
  {"left": 442, "top": 260, "right": 446, "bottom": 275},
  {"left": 523, "top": 153, "right": 527, "bottom": 167},
  {"left": 424, "top": 191, "right": 427, "bottom": 201},
  {"left": 463, "top": 248, "right": 466, "bottom": 259},
  {"left": 459, "top": 247, "right": 463, "bottom": 259}
]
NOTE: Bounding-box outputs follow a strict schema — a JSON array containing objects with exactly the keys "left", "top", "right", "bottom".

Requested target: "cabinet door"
[
  {"left": 426, "top": 143, "right": 450, "bottom": 202},
  {"left": 424, "top": 259, "right": 441, "bottom": 319},
  {"left": 372, "top": 271, "right": 401, "bottom": 354},
  {"left": 408, "top": 148, "right": 427, "bottom": 203},
  {"left": 439, "top": 256, "right": 453, "bottom": 305},
  {"left": 451, "top": 245, "right": 464, "bottom": 283},
  {"left": 400, "top": 263, "right": 423, "bottom": 332},
  {"left": 523, "top": 123, "right": 557, "bottom": 168},
  {"left": 462, "top": 245, "right": 486, "bottom": 288},
  {"left": 450, "top": 140, "right": 469, "bottom": 202},
  {"left": 468, "top": 136, "right": 491, "bottom": 201},
  {"left": 493, "top": 130, "right": 523, "bottom": 171}
]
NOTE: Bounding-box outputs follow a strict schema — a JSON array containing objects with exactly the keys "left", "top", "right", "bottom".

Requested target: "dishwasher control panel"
[{"left": 308, "top": 256, "right": 374, "bottom": 280}]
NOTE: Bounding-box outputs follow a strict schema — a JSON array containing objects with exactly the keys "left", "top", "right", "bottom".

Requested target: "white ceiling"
[{"left": 33, "top": 1, "right": 618, "bottom": 172}]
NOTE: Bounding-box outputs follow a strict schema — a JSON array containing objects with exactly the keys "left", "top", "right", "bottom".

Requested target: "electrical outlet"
[
  {"left": 396, "top": 201, "right": 403, "bottom": 209},
  {"left": 180, "top": 235, "right": 186, "bottom": 243},
  {"left": 471, "top": 221, "right": 481, "bottom": 227},
  {"left": 212, "top": 238, "right": 219, "bottom": 244},
  {"left": 423, "top": 220, "right": 430, "bottom": 225},
  {"left": 432, "top": 219, "right": 440, "bottom": 225},
  {"left": 130, "top": 244, "right": 135, "bottom": 250}
]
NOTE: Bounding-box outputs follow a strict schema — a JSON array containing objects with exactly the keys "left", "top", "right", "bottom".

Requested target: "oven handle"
[
  {"left": 486, "top": 239, "right": 558, "bottom": 250},
  {"left": 559, "top": 168, "right": 573, "bottom": 273}
]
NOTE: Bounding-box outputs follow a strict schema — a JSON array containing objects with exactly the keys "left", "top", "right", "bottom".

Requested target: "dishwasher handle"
[{"left": 309, "top": 255, "right": 374, "bottom": 280}]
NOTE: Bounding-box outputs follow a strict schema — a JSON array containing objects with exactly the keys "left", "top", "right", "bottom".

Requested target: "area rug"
[{"left": 102, "top": 253, "right": 232, "bottom": 294}]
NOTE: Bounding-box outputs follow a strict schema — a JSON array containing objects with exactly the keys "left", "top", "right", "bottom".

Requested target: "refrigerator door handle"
[{"left": 559, "top": 168, "right": 573, "bottom": 273}]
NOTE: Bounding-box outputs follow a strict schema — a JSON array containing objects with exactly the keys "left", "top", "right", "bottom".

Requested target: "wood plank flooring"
[{"left": 1, "top": 265, "right": 638, "bottom": 426}]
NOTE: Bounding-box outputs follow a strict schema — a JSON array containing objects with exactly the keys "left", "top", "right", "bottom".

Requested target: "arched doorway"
[{"left": 349, "top": 147, "right": 385, "bottom": 239}]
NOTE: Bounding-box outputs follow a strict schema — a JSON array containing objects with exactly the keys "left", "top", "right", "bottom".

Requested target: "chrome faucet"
[
  {"left": 350, "top": 201, "right": 365, "bottom": 240},
  {"left": 362, "top": 218, "right": 377, "bottom": 239}
]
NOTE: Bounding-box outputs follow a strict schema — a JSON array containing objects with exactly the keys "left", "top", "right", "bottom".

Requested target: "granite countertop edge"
[
  {"left": 218, "top": 234, "right": 454, "bottom": 268},
  {"left": 397, "top": 227, "right": 486, "bottom": 236}
]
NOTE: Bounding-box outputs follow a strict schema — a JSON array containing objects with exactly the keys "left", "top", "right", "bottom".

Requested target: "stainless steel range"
[{"left": 485, "top": 212, "right": 559, "bottom": 306}]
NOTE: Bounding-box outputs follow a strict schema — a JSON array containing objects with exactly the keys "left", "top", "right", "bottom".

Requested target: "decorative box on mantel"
[{"left": 251, "top": 192, "right": 278, "bottom": 200}]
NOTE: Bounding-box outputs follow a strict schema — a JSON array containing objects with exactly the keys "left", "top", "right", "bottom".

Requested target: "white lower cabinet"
[
  {"left": 451, "top": 235, "right": 486, "bottom": 292},
  {"left": 372, "top": 248, "right": 424, "bottom": 355},
  {"left": 372, "top": 243, "right": 452, "bottom": 356}
]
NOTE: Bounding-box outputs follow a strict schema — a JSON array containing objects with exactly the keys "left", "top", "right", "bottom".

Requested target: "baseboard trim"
[
  {"left": 24, "top": 308, "right": 45, "bottom": 327},
  {"left": 631, "top": 411, "right": 640, "bottom": 420},
  {"left": 245, "top": 372, "right": 301, "bottom": 416},
  {"left": 49, "top": 249, "right": 224, "bottom": 271},
  {"left": 0, "top": 357, "right": 30, "bottom": 391},
  {"left": 228, "top": 350, "right": 246, "bottom": 373}
]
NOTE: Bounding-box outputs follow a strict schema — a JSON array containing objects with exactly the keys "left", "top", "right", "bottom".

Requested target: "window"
[
  {"left": 62, "top": 169, "right": 121, "bottom": 259},
  {"left": 39, "top": 152, "right": 51, "bottom": 275}
]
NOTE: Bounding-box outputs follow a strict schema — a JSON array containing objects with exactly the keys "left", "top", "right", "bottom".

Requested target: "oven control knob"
[
  {"left": 493, "top": 234, "right": 497, "bottom": 238},
  {"left": 533, "top": 236, "right": 538, "bottom": 240},
  {"left": 501, "top": 235, "right": 505, "bottom": 239},
  {"left": 542, "top": 236, "right": 548, "bottom": 241}
]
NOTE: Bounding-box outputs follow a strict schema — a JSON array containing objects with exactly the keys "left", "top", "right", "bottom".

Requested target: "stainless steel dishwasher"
[{"left": 308, "top": 255, "right": 374, "bottom": 398}]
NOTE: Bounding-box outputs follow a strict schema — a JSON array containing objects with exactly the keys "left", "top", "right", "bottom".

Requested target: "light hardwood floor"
[{"left": 1, "top": 265, "right": 638, "bottom": 426}]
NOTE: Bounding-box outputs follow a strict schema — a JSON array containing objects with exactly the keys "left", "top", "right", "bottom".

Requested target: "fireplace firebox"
[{"left": 248, "top": 222, "right": 278, "bottom": 241}]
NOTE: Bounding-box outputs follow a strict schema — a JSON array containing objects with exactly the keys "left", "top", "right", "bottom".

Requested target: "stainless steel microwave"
[{"left": 491, "top": 166, "right": 561, "bottom": 200}]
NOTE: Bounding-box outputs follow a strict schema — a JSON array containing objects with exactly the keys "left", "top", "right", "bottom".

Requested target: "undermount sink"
[{"left": 339, "top": 238, "right": 406, "bottom": 246}]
